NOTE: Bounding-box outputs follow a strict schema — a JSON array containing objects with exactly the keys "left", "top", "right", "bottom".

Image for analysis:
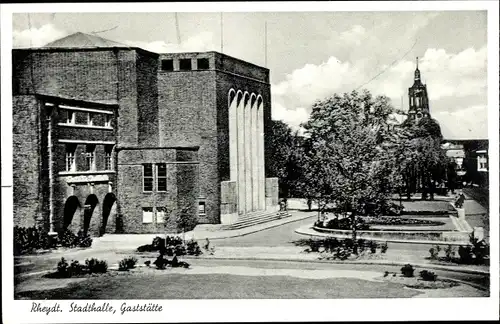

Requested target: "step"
[
  {"left": 226, "top": 215, "right": 287, "bottom": 228},
  {"left": 225, "top": 212, "right": 291, "bottom": 230}
]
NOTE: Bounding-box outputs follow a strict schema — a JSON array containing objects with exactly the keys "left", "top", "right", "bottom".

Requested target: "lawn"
[{"left": 16, "top": 271, "right": 422, "bottom": 299}]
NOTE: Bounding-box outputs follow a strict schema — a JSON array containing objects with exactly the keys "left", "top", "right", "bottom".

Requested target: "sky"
[{"left": 12, "top": 11, "right": 488, "bottom": 140}]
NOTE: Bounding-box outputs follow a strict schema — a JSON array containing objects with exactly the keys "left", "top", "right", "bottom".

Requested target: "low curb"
[{"left": 294, "top": 226, "right": 472, "bottom": 246}]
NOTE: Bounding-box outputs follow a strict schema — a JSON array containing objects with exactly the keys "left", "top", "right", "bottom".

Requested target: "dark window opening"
[
  {"left": 198, "top": 201, "right": 206, "bottom": 215},
  {"left": 161, "top": 59, "right": 174, "bottom": 71},
  {"left": 179, "top": 59, "right": 192, "bottom": 71},
  {"left": 157, "top": 163, "right": 167, "bottom": 192},
  {"left": 197, "top": 58, "right": 210, "bottom": 70},
  {"left": 143, "top": 164, "right": 153, "bottom": 192}
]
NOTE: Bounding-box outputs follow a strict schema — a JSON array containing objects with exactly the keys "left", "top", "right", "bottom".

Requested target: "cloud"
[
  {"left": 339, "top": 25, "right": 366, "bottom": 46},
  {"left": 434, "top": 105, "right": 488, "bottom": 139},
  {"left": 13, "top": 24, "right": 66, "bottom": 48},
  {"left": 124, "top": 32, "right": 216, "bottom": 53},
  {"left": 271, "top": 46, "right": 487, "bottom": 139}
]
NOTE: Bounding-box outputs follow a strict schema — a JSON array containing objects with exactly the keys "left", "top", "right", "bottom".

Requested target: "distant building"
[
  {"left": 407, "top": 57, "right": 430, "bottom": 125},
  {"left": 443, "top": 139, "right": 489, "bottom": 188},
  {"left": 12, "top": 32, "right": 279, "bottom": 236}
]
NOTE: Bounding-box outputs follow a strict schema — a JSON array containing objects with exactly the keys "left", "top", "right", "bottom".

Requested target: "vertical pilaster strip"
[
  {"left": 244, "top": 96, "right": 252, "bottom": 213},
  {"left": 229, "top": 94, "right": 238, "bottom": 182},
  {"left": 236, "top": 94, "right": 246, "bottom": 215},
  {"left": 251, "top": 98, "right": 259, "bottom": 211},
  {"left": 258, "top": 101, "right": 266, "bottom": 211}
]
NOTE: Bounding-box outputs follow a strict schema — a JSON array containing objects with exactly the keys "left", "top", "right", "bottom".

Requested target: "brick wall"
[
  {"left": 116, "top": 148, "right": 199, "bottom": 233},
  {"left": 13, "top": 96, "right": 43, "bottom": 228},
  {"left": 157, "top": 69, "right": 219, "bottom": 224},
  {"left": 136, "top": 51, "right": 159, "bottom": 146}
]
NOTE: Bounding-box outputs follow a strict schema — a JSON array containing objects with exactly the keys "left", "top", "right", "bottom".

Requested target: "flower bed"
[{"left": 363, "top": 216, "right": 445, "bottom": 227}]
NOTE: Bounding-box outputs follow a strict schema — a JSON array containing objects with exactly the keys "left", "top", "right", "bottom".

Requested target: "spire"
[{"left": 414, "top": 56, "right": 421, "bottom": 81}]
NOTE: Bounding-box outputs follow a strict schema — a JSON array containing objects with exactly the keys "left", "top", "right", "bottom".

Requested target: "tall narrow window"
[
  {"left": 156, "top": 207, "right": 167, "bottom": 224},
  {"left": 62, "top": 110, "right": 75, "bottom": 124},
  {"left": 85, "top": 145, "right": 96, "bottom": 171},
  {"left": 142, "top": 207, "right": 153, "bottom": 223},
  {"left": 143, "top": 164, "right": 153, "bottom": 192},
  {"left": 65, "top": 144, "right": 76, "bottom": 172},
  {"left": 157, "top": 163, "right": 167, "bottom": 192},
  {"left": 104, "top": 145, "right": 113, "bottom": 170},
  {"left": 104, "top": 114, "right": 112, "bottom": 128},
  {"left": 87, "top": 112, "right": 94, "bottom": 126}
]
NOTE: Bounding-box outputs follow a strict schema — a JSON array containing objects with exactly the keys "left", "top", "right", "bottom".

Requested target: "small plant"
[
  {"left": 444, "top": 245, "right": 455, "bottom": 262},
  {"left": 186, "top": 239, "right": 202, "bottom": 256},
  {"left": 118, "top": 256, "right": 137, "bottom": 271},
  {"left": 400, "top": 264, "right": 415, "bottom": 278},
  {"left": 77, "top": 230, "right": 93, "bottom": 248},
  {"left": 381, "top": 242, "right": 388, "bottom": 254},
  {"left": 69, "top": 260, "right": 85, "bottom": 276},
  {"left": 458, "top": 245, "right": 473, "bottom": 264},
  {"left": 57, "top": 257, "right": 70, "bottom": 277},
  {"left": 419, "top": 270, "right": 438, "bottom": 281},
  {"left": 333, "top": 247, "right": 351, "bottom": 260},
  {"left": 428, "top": 245, "right": 441, "bottom": 260},
  {"left": 357, "top": 239, "right": 366, "bottom": 253},
  {"left": 85, "top": 258, "right": 108, "bottom": 273},
  {"left": 153, "top": 254, "right": 169, "bottom": 270}
]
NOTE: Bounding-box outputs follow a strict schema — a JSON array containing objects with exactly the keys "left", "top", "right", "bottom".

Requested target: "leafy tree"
[
  {"left": 267, "top": 120, "right": 305, "bottom": 198},
  {"left": 301, "top": 90, "right": 400, "bottom": 253},
  {"left": 401, "top": 117, "right": 448, "bottom": 200}
]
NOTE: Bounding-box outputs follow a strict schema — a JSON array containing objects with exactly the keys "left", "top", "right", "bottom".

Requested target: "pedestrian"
[{"left": 307, "top": 198, "right": 312, "bottom": 211}]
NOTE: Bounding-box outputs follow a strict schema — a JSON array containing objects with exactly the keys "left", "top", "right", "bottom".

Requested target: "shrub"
[
  {"left": 444, "top": 245, "right": 455, "bottom": 262},
  {"left": 118, "top": 259, "right": 129, "bottom": 271},
  {"left": 118, "top": 256, "right": 137, "bottom": 271},
  {"left": 419, "top": 270, "right": 437, "bottom": 281},
  {"left": 357, "top": 239, "right": 366, "bottom": 253},
  {"left": 325, "top": 217, "right": 370, "bottom": 230},
  {"left": 186, "top": 239, "right": 202, "bottom": 256},
  {"left": 85, "top": 258, "right": 107, "bottom": 273},
  {"left": 458, "top": 245, "right": 473, "bottom": 264},
  {"left": 59, "top": 229, "right": 78, "bottom": 247},
  {"left": 333, "top": 247, "right": 351, "bottom": 260},
  {"left": 69, "top": 260, "right": 85, "bottom": 277},
  {"left": 58, "top": 229, "right": 93, "bottom": 248},
  {"left": 14, "top": 226, "right": 57, "bottom": 255},
  {"left": 381, "top": 242, "right": 388, "bottom": 254},
  {"left": 57, "top": 258, "right": 70, "bottom": 277},
  {"left": 428, "top": 245, "right": 440, "bottom": 260},
  {"left": 77, "top": 230, "right": 93, "bottom": 248},
  {"left": 153, "top": 255, "right": 169, "bottom": 270},
  {"left": 369, "top": 241, "right": 378, "bottom": 254},
  {"left": 400, "top": 264, "right": 415, "bottom": 277},
  {"left": 306, "top": 239, "right": 322, "bottom": 252}
]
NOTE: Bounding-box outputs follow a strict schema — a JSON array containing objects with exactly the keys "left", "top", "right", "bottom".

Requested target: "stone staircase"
[{"left": 222, "top": 210, "right": 291, "bottom": 230}]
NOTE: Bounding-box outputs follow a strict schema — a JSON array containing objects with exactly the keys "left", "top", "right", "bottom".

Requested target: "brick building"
[{"left": 12, "top": 32, "right": 278, "bottom": 235}]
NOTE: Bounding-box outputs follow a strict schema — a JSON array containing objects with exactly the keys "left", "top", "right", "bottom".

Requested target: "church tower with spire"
[{"left": 408, "top": 57, "right": 430, "bottom": 124}]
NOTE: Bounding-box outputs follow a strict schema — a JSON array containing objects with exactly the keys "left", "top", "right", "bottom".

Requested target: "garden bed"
[{"left": 380, "top": 275, "right": 459, "bottom": 289}]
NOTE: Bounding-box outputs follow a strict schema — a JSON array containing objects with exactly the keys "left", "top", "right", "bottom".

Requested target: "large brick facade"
[{"left": 12, "top": 33, "right": 274, "bottom": 235}]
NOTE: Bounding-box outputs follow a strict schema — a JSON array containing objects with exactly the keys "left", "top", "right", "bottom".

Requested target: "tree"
[
  {"left": 301, "top": 90, "right": 400, "bottom": 253},
  {"left": 401, "top": 117, "right": 448, "bottom": 200},
  {"left": 267, "top": 120, "right": 305, "bottom": 198}
]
